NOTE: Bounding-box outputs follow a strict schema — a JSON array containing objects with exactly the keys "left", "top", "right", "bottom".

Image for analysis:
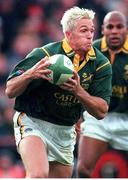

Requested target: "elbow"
[
  {"left": 5, "top": 88, "right": 14, "bottom": 99},
  {"left": 5, "top": 80, "right": 16, "bottom": 98},
  {"left": 96, "top": 104, "right": 109, "bottom": 120},
  {"left": 96, "top": 113, "right": 107, "bottom": 120}
]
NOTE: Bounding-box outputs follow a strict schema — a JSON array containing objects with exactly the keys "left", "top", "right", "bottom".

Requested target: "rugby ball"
[{"left": 48, "top": 54, "right": 74, "bottom": 85}]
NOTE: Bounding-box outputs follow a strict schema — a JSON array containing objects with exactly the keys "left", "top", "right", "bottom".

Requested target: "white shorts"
[
  {"left": 13, "top": 111, "right": 76, "bottom": 165},
  {"left": 82, "top": 111, "right": 128, "bottom": 150}
]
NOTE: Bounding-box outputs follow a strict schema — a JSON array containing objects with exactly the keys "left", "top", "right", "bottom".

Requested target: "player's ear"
[
  {"left": 65, "top": 31, "right": 71, "bottom": 39},
  {"left": 101, "top": 25, "right": 104, "bottom": 35}
]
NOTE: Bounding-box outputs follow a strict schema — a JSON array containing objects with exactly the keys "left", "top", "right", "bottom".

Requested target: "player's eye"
[
  {"left": 80, "top": 28, "right": 88, "bottom": 32},
  {"left": 106, "top": 24, "right": 114, "bottom": 29},
  {"left": 80, "top": 28, "right": 94, "bottom": 33},
  {"left": 90, "top": 28, "right": 95, "bottom": 33},
  {"left": 116, "top": 24, "right": 125, "bottom": 29},
  {"left": 106, "top": 24, "right": 125, "bottom": 29}
]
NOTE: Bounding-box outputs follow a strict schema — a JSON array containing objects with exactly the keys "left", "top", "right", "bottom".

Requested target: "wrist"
[
  {"left": 23, "top": 70, "right": 34, "bottom": 82},
  {"left": 75, "top": 86, "right": 89, "bottom": 99}
]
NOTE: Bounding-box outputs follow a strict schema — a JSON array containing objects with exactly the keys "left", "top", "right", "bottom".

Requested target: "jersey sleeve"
[
  {"left": 7, "top": 48, "right": 46, "bottom": 80},
  {"left": 88, "top": 58, "right": 112, "bottom": 105}
]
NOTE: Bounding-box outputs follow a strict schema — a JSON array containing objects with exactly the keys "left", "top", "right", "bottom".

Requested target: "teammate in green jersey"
[
  {"left": 77, "top": 11, "right": 128, "bottom": 178},
  {"left": 5, "top": 6, "right": 112, "bottom": 178}
]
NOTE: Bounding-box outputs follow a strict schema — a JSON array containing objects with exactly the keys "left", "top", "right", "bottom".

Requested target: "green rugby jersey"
[
  {"left": 7, "top": 39, "right": 112, "bottom": 126},
  {"left": 93, "top": 36, "right": 128, "bottom": 113}
]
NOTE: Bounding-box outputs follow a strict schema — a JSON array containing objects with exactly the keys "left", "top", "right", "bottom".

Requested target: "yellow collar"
[
  {"left": 101, "top": 36, "right": 128, "bottom": 54},
  {"left": 62, "top": 38, "right": 75, "bottom": 57},
  {"left": 62, "top": 39, "right": 96, "bottom": 71}
]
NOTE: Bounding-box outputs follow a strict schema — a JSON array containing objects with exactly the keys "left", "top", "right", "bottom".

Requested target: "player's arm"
[
  {"left": 61, "top": 71, "right": 109, "bottom": 120},
  {"left": 5, "top": 57, "right": 52, "bottom": 98},
  {"left": 74, "top": 84, "right": 108, "bottom": 120}
]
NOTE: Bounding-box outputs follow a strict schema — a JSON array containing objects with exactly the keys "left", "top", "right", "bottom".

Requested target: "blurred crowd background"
[{"left": 0, "top": 0, "right": 128, "bottom": 178}]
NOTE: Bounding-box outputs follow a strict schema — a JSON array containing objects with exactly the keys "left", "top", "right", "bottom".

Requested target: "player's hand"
[
  {"left": 60, "top": 71, "right": 81, "bottom": 94},
  {"left": 25, "top": 56, "right": 52, "bottom": 81}
]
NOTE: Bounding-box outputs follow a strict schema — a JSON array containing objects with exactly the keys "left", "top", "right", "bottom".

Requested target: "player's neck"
[{"left": 75, "top": 51, "right": 87, "bottom": 61}]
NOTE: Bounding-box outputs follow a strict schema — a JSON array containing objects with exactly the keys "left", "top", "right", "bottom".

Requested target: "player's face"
[
  {"left": 102, "top": 16, "right": 127, "bottom": 50},
  {"left": 66, "top": 18, "right": 95, "bottom": 53}
]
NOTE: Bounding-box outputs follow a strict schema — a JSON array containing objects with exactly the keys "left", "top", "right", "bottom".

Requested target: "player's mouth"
[
  {"left": 86, "top": 41, "right": 92, "bottom": 47},
  {"left": 87, "top": 43, "right": 92, "bottom": 46},
  {"left": 109, "top": 37, "right": 120, "bottom": 44}
]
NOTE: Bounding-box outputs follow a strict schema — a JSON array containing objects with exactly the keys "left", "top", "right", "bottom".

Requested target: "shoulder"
[
  {"left": 26, "top": 41, "right": 62, "bottom": 58},
  {"left": 93, "top": 46, "right": 108, "bottom": 62},
  {"left": 93, "top": 47, "right": 112, "bottom": 73},
  {"left": 26, "top": 47, "right": 45, "bottom": 59},
  {"left": 43, "top": 41, "right": 61, "bottom": 49},
  {"left": 42, "top": 41, "right": 62, "bottom": 56},
  {"left": 93, "top": 38, "right": 102, "bottom": 50}
]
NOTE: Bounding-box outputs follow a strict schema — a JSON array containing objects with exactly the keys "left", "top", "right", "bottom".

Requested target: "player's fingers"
[
  {"left": 43, "top": 76, "right": 52, "bottom": 81},
  {"left": 34, "top": 56, "right": 50, "bottom": 68},
  {"left": 37, "top": 61, "right": 51, "bottom": 70},
  {"left": 39, "top": 56, "right": 49, "bottom": 63},
  {"left": 66, "top": 77, "right": 77, "bottom": 87},
  {"left": 60, "top": 85, "right": 74, "bottom": 92},
  {"left": 73, "top": 71, "right": 79, "bottom": 81},
  {"left": 39, "top": 69, "right": 52, "bottom": 75}
]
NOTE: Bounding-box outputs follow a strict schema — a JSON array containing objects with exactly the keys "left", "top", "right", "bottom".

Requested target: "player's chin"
[
  {"left": 83, "top": 42, "right": 92, "bottom": 51},
  {"left": 109, "top": 43, "right": 120, "bottom": 49},
  {"left": 82, "top": 45, "right": 92, "bottom": 52}
]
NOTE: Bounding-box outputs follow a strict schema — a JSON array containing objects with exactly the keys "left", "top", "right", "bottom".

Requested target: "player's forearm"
[
  {"left": 75, "top": 86, "right": 108, "bottom": 119},
  {"left": 5, "top": 71, "right": 33, "bottom": 98}
]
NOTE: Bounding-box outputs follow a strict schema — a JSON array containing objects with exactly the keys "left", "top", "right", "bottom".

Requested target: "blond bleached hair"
[{"left": 60, "top": 6, "right": 95, "bottom": 34}]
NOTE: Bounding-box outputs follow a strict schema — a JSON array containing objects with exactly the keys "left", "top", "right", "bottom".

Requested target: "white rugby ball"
[{"left": 48, "top": 54, "right": 74, "bottom": 85}]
